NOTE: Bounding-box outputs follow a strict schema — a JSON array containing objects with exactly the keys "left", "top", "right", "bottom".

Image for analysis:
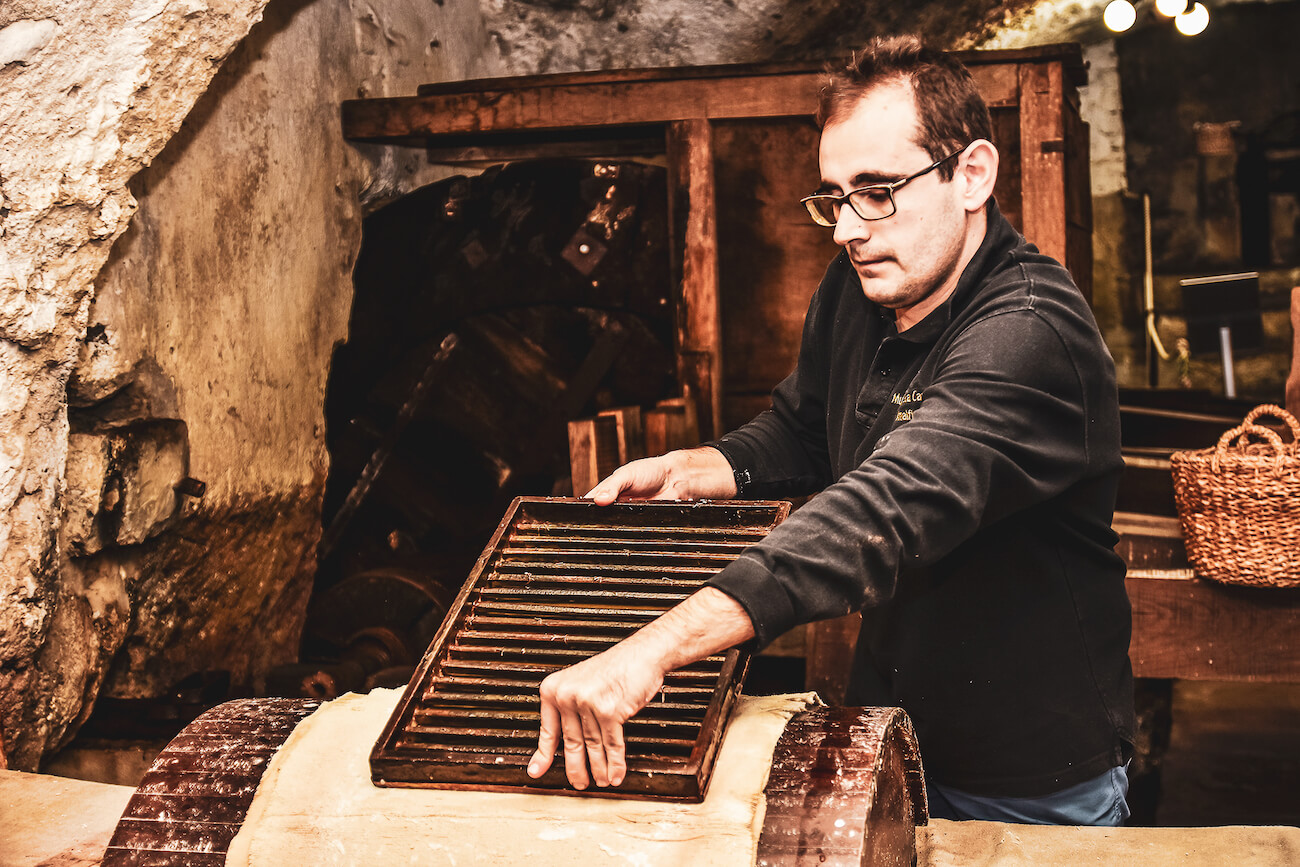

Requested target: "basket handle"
[
  {"left": 1211, "top": 422, "right": 1287, "bottom": 473},
  {"left": 1242, "top": 403, "right": 1300, "bottom": 444}
]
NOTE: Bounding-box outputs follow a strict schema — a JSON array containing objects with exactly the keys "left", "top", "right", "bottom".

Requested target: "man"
[{"left": 527, "top": 35, "right": 1135, "bottom": 825}]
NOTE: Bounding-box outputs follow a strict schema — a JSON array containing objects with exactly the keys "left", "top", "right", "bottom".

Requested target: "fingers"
[
  {"left": 532, "top": 674, "right": 599, "bottom": 790},
  {"left": 559, "top": 704, "right": 592, "bottom": 790},
  {"left": 603, "top": 716, "right": 628, "bottom": 787},
  {"left": 586, "top": 457, "right": 669, "bottom": 504},
  {"left": 579, "top": 712, "right": 611, "bottom": 788},
  {"left": 586, "top": 469, "right": 630, "bottom": 505},
  {"left": 527, "top": 692, "right": 561, "bottom": 780}
]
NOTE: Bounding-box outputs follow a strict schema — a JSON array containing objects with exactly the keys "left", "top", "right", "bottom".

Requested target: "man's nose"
[{"left": 833, "top": 206, "right": 871, "bottom": 246}]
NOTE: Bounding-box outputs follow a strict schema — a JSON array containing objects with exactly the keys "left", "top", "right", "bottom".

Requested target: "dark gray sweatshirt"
[{"left": 708, "top": 200, "right": 1135, "bottom": 797}]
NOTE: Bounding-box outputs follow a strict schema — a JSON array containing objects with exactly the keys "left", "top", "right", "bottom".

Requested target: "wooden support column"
[
  {"left": 1018, "top": 61, "right": 1069, "bottom": 276},
  {"left": 1287, "top": 287, "right": 1300, "bottom": 417},
  {"left": 667, "top": 118, "right": 723, "bottom": 443}
]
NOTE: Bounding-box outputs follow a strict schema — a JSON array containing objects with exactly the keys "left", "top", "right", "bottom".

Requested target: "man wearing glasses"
[{"left": 529, "top": 35, "right": 1134, "bottom": 826}]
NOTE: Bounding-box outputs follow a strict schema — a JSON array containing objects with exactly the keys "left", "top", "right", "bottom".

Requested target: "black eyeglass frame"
[{"left": 800, "top": 144, "right": 971, "bottom": 227}]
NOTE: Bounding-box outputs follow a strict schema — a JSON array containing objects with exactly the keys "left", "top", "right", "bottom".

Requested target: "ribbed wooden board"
[{"left": 370, "top": 496, "right": 790, "bottom": 801}]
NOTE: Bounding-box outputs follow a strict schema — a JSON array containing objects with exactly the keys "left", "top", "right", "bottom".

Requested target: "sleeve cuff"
[
  {"left": 705, "top": 440, "right": 753, "bottom": 497},
  {"left": 705, "top": 554, "right": 799, "bottom": 651}
]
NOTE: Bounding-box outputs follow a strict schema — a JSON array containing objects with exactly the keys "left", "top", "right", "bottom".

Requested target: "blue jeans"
[{"left": 927, "top": 764, "right": 1130, "bottom": 826}]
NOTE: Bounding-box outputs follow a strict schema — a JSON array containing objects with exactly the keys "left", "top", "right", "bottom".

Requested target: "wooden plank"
[
  {"left": 1127, "top": 573, "right": 1300, "bottom": 682},
  {"left": 667, "top": 118, "right": 723, "bottom": 441},
  {"left": 804, "top": 575, "right": 1300, "bottom": 688},
  {"left": 1063, "top": 88, "right": 1093, "bottom": 301},
  {"left": 1018, "top": 61, "right": 1069, "bottom": 272},
  {"left": 408, "top": 47, "right": 1080, "bottom": 100},
  {"left": 415, "top": 60, "right": 827, "bottom": 97},
  {"left": 568, "top": 416, "right": 620, "bottom": 496},
  {"left": 989, "top": 107, "right": 1023, "bottom": 234},
  {"left": 424, "top": 128, "right": 667, "bottom": 165},
  {"left": 1113, "top": 510, "right": 1182, "bottom": 538}
]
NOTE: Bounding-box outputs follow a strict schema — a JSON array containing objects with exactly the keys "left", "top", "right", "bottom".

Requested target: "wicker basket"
[{"left": 1169, "top": 404, "right": 1300, "bottom": 588}]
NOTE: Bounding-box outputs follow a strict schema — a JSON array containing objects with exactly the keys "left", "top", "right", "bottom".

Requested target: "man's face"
[{"left": 818, "top": 82, "right": 971, "bottom": 325}]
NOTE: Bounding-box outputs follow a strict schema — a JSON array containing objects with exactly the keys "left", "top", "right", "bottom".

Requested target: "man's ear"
[{"left": 959, "top": 139, "right": 999, "bottom": 213}]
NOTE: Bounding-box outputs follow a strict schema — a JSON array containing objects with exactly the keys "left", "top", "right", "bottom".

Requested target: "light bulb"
[
  {"left": 1175, "top": 2, "right": 1210, "bottom": 35},
  {"left": 1103, "top": 0, "right": 1137, "bottom": 31},
  {"left": 1155, "top": 0, "right": 1189, "bottom": 17}
]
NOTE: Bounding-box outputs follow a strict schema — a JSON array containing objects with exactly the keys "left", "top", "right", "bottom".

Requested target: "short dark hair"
[{"left": 816, "top": 35, "right": 993, "bottom": 181}]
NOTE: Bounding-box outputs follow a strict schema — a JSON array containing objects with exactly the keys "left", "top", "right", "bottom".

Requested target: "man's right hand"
[{"left": 586, "top": 446, "right": 738, "bottom": 503}]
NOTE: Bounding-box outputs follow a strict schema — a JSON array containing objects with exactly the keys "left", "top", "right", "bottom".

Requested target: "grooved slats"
[{"left": 370, "top": 497, "right": 789, "bottom": 801}]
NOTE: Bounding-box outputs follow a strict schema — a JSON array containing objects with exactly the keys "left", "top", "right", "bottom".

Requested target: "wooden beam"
[
  {"left": 667, "top": 118, "right": 723, "bottom": 442},
  {"left": 1118, "top": 513, "right": 1300, "bottom": 682},
  {"left": 802, "top": 572, "right": 1300, "bottom": 697},
  {"left": 343, "top": 75, "right": 821, "bottom": 142},
  {"left": 407, "top": 47, "right": 1080, "bottom": 100},
  {"left": 339, "top": 46, "right": 1081, "bottom": 145}
]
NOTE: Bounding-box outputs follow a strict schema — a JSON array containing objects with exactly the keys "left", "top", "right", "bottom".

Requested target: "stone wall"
[
  {"left": 1, "top": 0, "right": 274, "bottom": 771},
  {"left": 0, "top": 0, "right": 499, "bottom": 770},
  {"left": 480, "top": 0, "right": 1038, "bottom": 74}
]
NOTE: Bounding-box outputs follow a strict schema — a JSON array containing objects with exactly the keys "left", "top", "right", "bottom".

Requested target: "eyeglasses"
[{"left": 800, "top": 145, "right": 969, "bottom": 227}]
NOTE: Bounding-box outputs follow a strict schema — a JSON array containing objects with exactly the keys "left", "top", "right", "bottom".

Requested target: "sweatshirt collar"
[{"left": 890, "top": 197, "right": 1020, "bottom": 344}]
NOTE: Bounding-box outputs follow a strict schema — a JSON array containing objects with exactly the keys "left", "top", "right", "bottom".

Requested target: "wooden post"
[
  {"left": 1018, "top": 61, "right": 1069, "bottom": 273},
  {"left": 667, "top": 118, "right": 723, "bottom": 442}
]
